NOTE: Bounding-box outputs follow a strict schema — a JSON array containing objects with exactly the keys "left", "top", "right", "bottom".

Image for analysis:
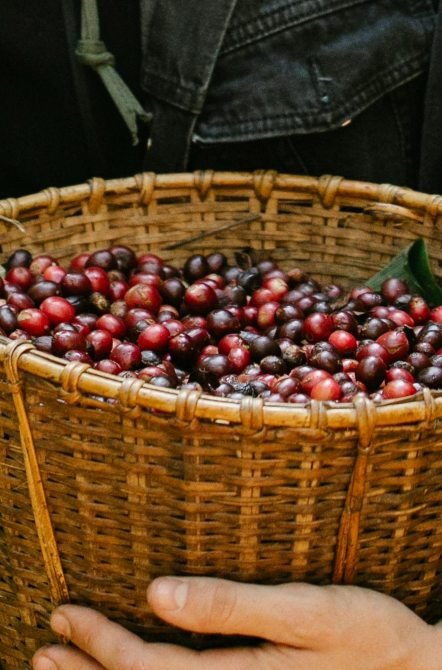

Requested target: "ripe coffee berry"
[
  {"left": 304, "top": 313, "right": 333, "bottom": 343},
  {"left": 7, "top": 245, "right": 442, "bottom": 403},
  {"left": 383, "top": 380, "right": 417, "bottom": 399},
  {"left": 184, "top": 283, "right": 218, "bottom": 315},
  {"left": 328, "top": 330, "right": 357, "bottom": 356},
  {"left": 17, "top": 309, "right": 50, "bottom": 337},
  {"left": 311, "top": 378, "right": 342, "bottom": 401},
  {"left": 138, "top": 324, "right": 170, "bottom": 354},
  {"left": 40, "top": 297, "right": 76, "bottom": 326}
]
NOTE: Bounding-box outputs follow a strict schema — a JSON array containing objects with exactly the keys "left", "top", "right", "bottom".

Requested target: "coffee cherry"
[
  {"left": 361, "top": 318, "right": 390, "bottom": 340},
  {"left": 162, "top": 319, "right": 185, "bottom": 338},
  {"left": 301, "top": 369, "right": 331, "bottom": 394},
  {"left": 260, "top": 356, "right": 286, "bottom": 376},
  {"left": 86, "top": 250, "right": 118, "bottom": 271},
  {"left": 169, "top": 333, "right": 198, "bottom": 369},
  {"left": 70, "top": 253, "right": 91, "bottom": 271},
  {"left": 309, "top": 349, "right": 343, "bottom": 375},
  {"left": 406, "top": 352, "right": 431, "bottom": 374},
  {"left": 350, "top": 286, "right": 372, "bottom": 300},
  {"left": 273, "top": 376, "right": 301, "bottom": 397},
  {"left": 43, "top": 265, "right": 67, "bottom": 284},
  {"left": 184, "top": 283, "right": 218, "bottom": 315},
  {"left": 376, "top": 330, "right": 409, "bottom": 363},
  {"left": 95, "top": 314, "right": 126, "bottom": 340},
  {"left": 161, "top": 278, "right": 186, "bottom": 308},
  {"left": 125, "top": 284, "right": 162, "bottom": 313},
  {"left": 328, "top": 330, "right": 357, "bottom": 356},
  {"left": 53, "top": 331, "right": 88, "bottom": 357},
  {"left": 262, "top": 277, "right": 288, "bottom": 301},
  {"left": 199, "top": 355, "right": 233, "bottom": 378},
  {"left": 388, "top": 310, "right": 414, "bottom": 328},
  {"left": 248, "top": 336, "right": 281, "bottom": 362},
  {"left": 183, "top": 254, "right": 209, "bottom": 283},
  {"left": 82, "top": 267, "right": 110, "bottom": 296},
  {"left": 228, "top": 346, "right": 251, "bottom": 373},
  {"left": 356, "top": 342, "right": 390, "bottom": 365},
  {"left": 257, "top": 302, "right": 279, "bottom": 330},
  {"left": 7, "top": 292, "right": 34, "bottom": 311},
  {"left": 304, "top": 313, "right": 333, "bottom": 343},
  {"left": 311, "top": 378, "right": 342, "bottom": 401},
  {"left": 5, "top": 249, "right": 32, "bottom": 270},
  {"left": 63, "top": 350, "right": 92, "bottom": 364},
  {"left": 383, "top": 380, "right": 417, "bottom": 399},
  {"left": 110, "top": 342, "right": 142, "bottom": 370},
  {"left": 381, "top": 278, "right": 409, "bottom": 303},
  {"left": 416, "top": 365, "right": 442, "bottom": 388},
  {"left": 17, "top": 309, "right": 50, "bottom": 337},
  {"left": 277, "top": 318, "right": 305, "bottom": 343},
  {"left": 206, "top": 252, "right": 227, "bottom": 273},
  {"left": 6, "top": 267, "right": 33, "bottom": 291},
  {"left": 33, "top": 335, "right": 55, "bottom": 353},
  {"left": 86, "top": 329, "right": 113, "bottom": 360},
  {"left": 28, "top": 280, "right": 60, "bottom": 304},
  {"left": 409, "top": 297, "right": 431, "bottom": 325},
  {"left": 62, "top": 272, "right": 93, "bottom": 297},
  {"left": 288, "top": 393, "right": 310, "bottom": 404},
  {"left": 40, "top": 296, "right": 76, "bottom": 326},
  {"left": 206, "top": 309, "right": 241, "bottom": 339},
  {"left": 138, "top": 324, "right": 170, "bottom": 353},
  {"left": 355, "top": 356, "right": 387, "bottom": 391},
  {"left": 110, "top": 300, "right": 129, "bottom": 320},
  {"left": 413, "top": 341, "right": 435, "bottom": 356},
  {"left": 108, "top": 245, "right": 137, "bottom": 272}
]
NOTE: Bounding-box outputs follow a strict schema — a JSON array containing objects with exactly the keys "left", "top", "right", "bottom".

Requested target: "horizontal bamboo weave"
[{"left": 1, "top": 172, "right": 442, "bottom": 668}]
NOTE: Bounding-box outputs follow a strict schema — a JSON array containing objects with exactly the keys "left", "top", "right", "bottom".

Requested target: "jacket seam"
[
  {"left": 141, "top": 70, "right": 206, "bottom": 114},
  {"left": 195, "top": 58, "right": 427, "bottom": 141},
  {"left": 221, "top": 0, "right": 374, "bottom": 54}
]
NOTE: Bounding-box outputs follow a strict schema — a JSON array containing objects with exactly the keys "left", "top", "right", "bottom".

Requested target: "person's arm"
[{"left": 32, "top": 578, "right": 442, "bottom": 670}]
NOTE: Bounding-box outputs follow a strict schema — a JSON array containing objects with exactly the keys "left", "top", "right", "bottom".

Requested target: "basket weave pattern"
[{"left": 1, "top": 172, "right": 442, "bottom": 668}]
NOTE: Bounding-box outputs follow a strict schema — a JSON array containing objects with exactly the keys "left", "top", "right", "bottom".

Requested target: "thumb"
[{"left": 147, "top": 576, "right": 329, "bottom": 647}]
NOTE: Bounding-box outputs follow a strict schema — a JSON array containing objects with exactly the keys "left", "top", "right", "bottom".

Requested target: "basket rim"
[
  {"left": 1, "top": 170, "right": 442, "bottom": 431},
  {"left": 2, "top": 171, "right": 442, "bottom": 219}
]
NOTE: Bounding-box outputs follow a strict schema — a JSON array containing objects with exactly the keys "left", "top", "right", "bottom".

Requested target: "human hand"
[{"left": 32, "top": 577, "right": 442, "bottom": 670}]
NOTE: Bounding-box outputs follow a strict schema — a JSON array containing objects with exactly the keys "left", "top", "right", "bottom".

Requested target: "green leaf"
[{"left": 367, "top": 238, "right": 442, "bottom": 308}]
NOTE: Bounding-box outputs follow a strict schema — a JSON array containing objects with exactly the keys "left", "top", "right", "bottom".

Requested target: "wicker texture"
[{"left": 1, "top": 172, "right": 442, "bottom": 668}]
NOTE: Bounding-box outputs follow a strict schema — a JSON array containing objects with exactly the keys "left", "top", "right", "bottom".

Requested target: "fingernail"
[
  {"left": 154, "top": 578, "right": 189, "bottom": 611},
  {"left": 33, "top": 655, "right": 57, "bottom": 670},
  {"left": 50, "top": 612, "right": 71, "bottom": 638}
]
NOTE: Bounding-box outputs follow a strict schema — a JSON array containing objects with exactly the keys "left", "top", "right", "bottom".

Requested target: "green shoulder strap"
[{"left": 75, "top": 0, "right": 151, "bottom": 145}]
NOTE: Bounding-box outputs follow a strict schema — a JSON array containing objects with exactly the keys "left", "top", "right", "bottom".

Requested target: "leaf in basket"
[{"left": 367, "top": 238, "right": 442, "bottom": 308}]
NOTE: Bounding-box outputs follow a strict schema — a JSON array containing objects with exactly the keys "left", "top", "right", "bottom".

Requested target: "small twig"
[
  {"left": 162, "top": 214, "right": 262, "bottom": 251},
  {"left": 0, "top": 214, "right": 25, "bottom": 232}
]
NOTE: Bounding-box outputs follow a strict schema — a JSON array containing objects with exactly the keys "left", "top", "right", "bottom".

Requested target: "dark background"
[{"left": 0, "top": 0, "right": 146, "bottom": 200}]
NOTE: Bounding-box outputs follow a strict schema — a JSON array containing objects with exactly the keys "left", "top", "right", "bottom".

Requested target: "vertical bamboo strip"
[{"left": 3, "top": 341, "right": 70, "bottom": 605}]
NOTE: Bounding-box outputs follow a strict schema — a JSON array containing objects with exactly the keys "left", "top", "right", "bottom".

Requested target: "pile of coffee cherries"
[{"left": 2, "top": 245, "right": 442, "bottom": 404}]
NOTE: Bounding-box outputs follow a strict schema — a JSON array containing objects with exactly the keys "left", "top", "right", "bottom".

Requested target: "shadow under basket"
[{"left": 2, "top": 171, "right": 442, "bottom": 667}]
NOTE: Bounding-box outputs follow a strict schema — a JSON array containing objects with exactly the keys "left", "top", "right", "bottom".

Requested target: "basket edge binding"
[
  {"left": 1, "top": 171, "right": 442, "bottom": 219},
  {"left": 1, "top": 336, "right": 441, "bottom": 431}
]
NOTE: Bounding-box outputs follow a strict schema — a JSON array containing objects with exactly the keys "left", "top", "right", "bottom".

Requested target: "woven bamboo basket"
[{"left": 2, "top": 170, "right": 442, "bottom": 668}]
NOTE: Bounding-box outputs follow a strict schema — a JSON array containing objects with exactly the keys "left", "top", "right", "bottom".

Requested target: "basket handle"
[{"left": 3, "top": 341, "right": 70, "bottom": 605}]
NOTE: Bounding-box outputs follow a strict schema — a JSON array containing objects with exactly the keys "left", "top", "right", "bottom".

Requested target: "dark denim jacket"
[{"left": 140, "top": 0, "right": 436, "bottom": 167}]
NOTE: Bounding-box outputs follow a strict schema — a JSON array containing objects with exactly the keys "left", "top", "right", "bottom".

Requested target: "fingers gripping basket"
[{"left": 1, "top": 171, "right": 442, "bottom": 666}]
